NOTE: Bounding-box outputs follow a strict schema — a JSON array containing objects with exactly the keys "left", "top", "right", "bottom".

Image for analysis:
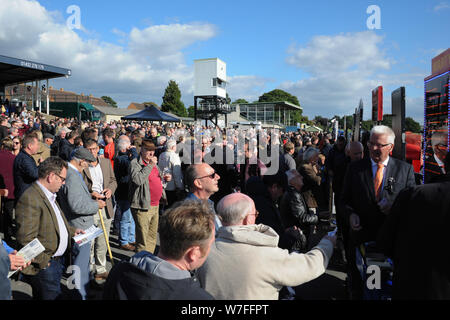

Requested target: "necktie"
[{"left": 374, "top": 163, "right": 384, "bottom": 200}]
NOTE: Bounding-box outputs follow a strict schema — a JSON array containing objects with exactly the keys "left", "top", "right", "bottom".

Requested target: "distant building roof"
[
  {"left": 93, "top": 105, "right": 137, "bottom": 116},
  {"left": 128, "top": 102, "right": 146, "bottom": 110},
  {"left": 233, "top": 101, "right": 302, "bottom": 111}
]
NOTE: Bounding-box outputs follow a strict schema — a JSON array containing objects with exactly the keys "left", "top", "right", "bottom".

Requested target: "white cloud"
[
  {"left": 227, "top": 75, "right": 273, "bottom": 103},
  {"left": 434, "top": 2, "right": 450, "bottom": 11},
  {"left": 0, "top": 0, "right": 217, "bottom": 108},
  {"left": 281, "top": 31, "right": 424, "bottom": 124}
]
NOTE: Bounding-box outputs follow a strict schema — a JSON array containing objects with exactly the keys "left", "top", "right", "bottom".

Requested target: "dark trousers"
[
  {"left": 1, "top": 198, "right": 15, "bottom": 243},
  {"left": 22, "top": 257, "right": 65, "bottom": 300},
  {"left": 165, "top": 190, "right": 178, "bottom": 209}
]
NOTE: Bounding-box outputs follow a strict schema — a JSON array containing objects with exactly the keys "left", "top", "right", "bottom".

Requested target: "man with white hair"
[
  {"left": 341, "top": 125, "right": 416, "bottom": 299},
  {"left": 198, "top": 192, "right": 335, "bottom": 300},
  {"left": 155, "top": 135, "right": 167, "bottom": 159},
  {"left": 158, "top": 139, "right": 183, "bottom": 207},
  {"left": 424, "top": 129, "right": 448, "bottom": 183}
]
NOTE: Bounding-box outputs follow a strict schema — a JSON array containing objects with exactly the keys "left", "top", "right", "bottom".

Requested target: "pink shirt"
[{"left": 147, "top": 165, "right": 162, "bottom": 206}]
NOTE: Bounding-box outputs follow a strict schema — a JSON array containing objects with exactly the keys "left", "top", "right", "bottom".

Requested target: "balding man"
[
  {"left": 185, "top": 163, "right": 222, "bottom": 231},
  {"left": 345, "top": 141, "right": 364, "bottom": 162},
  {"left": 198, "top": 193, "right": 335, "bottom": 300}
]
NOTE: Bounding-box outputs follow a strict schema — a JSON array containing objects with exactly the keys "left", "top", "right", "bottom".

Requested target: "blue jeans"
[
  {"left": 22, "top": 257, "right": 65, "bottom": 300},
  {"left": 71, "top": 242, "right": 91, "bottom": 300},
  {"left": 118, "top": 200, "right": 135, "bottom": 246}
]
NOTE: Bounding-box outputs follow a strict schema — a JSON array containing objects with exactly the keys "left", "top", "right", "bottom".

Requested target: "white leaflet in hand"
[
  {"left": 73, "top": 225, "right": 103, "bottom": 247},
  {"left": 8, "top": 238, "right": 45, "bottom": 278}
]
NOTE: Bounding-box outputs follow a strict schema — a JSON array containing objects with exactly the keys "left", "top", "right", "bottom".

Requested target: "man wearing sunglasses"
[{"left": 184, "top": 164, "right": 221, "bottom": 230}]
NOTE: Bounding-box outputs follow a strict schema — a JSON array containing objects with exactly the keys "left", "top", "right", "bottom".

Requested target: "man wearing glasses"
[
  {"left": 341, "top": 125, "right": 416, "bottom": 299},
  {"left": 184, "top": 164, "right": 222, "bottom": 231},
  {"left": 198, "top": 192, "right": 335, "bottom": 300},
  {"left": 424, "top": 129, "right": 448, "bottom": 183},
  {"left": 15, "top": 157, "right": 85, "bottom": 300}
]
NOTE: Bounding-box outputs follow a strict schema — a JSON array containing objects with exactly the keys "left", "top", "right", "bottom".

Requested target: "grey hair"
[
  {"left": 217, "top": 196, "right": 253, "bottom": 226},
  {"left": 166, "top": 139, "right": 177, "bottom": 150},
  {"left": 117, "top": 136, "right": 130, "bottom": 151},
  {"left": 157, "top": 135, "right": 167, "bottom": 145},
  {"left": 431, "top": 129, "right": 448, "bottom": 147},
  {"left": 370, "top": 125, "right": 395, "bottom": 144},
  {"left": 303, "top": 148, "right": 319, "bottom": 163}
]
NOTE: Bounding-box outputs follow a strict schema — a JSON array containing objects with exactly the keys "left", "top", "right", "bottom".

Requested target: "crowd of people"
[{"left": 0, "top": 108, "right": 449, "bottom": 300}]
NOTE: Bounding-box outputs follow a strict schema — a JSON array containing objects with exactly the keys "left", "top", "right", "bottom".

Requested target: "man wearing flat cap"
[
  {"left": 43, "top": 133, "right": 54, "bottom": 149},
  {"left": 57, "top": 148, "right": 106, "bottom": 300},
  {"left": 129, "top": 139, "right": 170, "bottom": 253}
]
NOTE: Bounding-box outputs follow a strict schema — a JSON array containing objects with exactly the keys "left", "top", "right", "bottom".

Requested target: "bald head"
[
  {"left": 346, "top": 141, "right": 364, "bottom": 162},
  {"left": 217, "top": 193, "right": 255, "bottom": 226}
]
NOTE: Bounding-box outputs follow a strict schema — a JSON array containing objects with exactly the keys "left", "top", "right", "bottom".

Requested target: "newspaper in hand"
[
  {"left": 8, "top": 238, "right": 45, "bottom": 278},
  {"left": 73, "top": 225, "right": 103, "bottom": 247}
]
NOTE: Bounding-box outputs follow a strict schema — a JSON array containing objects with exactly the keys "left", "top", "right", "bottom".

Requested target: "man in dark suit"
[
  {"left": 341, "top": 125, "right": 416, "bottom": 299},
  {"left": 13, "top": 132, "right": 40, "bottom": 202},
  {"left": 424, "top": 130, "right": 447, "bottom": 183},
  {"left": 377, "top": 151, "right": 450, "bottom": 299},
  {"left": 15, "top": 157, "right": 84, "bottom": 300}
]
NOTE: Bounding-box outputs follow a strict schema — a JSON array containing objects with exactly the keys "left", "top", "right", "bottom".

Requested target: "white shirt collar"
[
  {"left": 434, "top": 153, "right": 445, "bottom": 168},
  {"left": 36, "top": 180, "right": 56, "bottom": 203},
  {"left": 370, "top": 156, "right": 390, "bottom": 168}
]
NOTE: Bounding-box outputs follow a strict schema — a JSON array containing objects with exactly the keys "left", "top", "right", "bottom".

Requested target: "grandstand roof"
[{"left": 0, "top": 55, "right": 71, "bottom": 87}]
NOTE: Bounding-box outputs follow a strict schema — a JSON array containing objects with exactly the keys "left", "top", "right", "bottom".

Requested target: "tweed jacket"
[
  {"left": 299, "top": 162, "right": 325, "bottom": 210},
  {"left": 15, "top": 182, "right": 76, "bottom": 275},
  {"left": 31, "top": 142, "right": 51, "bottom": 166},
  {"left": 83, "top": 157, "right": 117, "bottom": 219}
]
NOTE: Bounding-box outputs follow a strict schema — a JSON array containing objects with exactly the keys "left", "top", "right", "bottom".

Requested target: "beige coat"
[
  {"left": 83, "top": 157, "right": 117, "bottom": 219},
  {"left": 198, "top": 224, "right": 333, "bottom": 300}
]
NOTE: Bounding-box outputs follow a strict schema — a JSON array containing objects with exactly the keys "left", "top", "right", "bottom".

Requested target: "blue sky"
[{"left": 1, "top": 0, "right": 449, "bottom": 123}]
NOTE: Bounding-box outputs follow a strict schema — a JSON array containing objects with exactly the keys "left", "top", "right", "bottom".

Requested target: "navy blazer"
[
  {"left": 341, "top": 157, "right": 416, "bottom": 244},
  {"left": 13, "top": 150, "right": 39, "bottom": 201}
]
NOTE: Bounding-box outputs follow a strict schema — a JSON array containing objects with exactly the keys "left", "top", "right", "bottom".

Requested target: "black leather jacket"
[{"left": 280, "top": 186, "right": 318, "bottom": 229}]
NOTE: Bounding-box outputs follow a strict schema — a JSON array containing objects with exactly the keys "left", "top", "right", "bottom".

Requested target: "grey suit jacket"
[{"left": 57, "top": 166, "right": 99, "bottom": 230}]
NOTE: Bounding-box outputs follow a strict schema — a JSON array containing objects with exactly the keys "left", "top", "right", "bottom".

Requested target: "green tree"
[
  {"left": 258, "top": 89, "right": 302, "bottom": 126},
  {"left": 161, "top": 80, "right": 188, "bottom": 117},
  {"left": 405, "top": 117, "right": 422, "bottom": 133},
  {"left": 233, "top": 98, "right": 248, "bottom": 104},
  {"left": 101, "top": 96, "right": 117, "bottom": 108},
  {"left": 258, "top": 89, "right": 300, "bottom": 106},
  {"left": 187, "top": 106, "right": 195, "bottom": 118},
  {"left": 313, "top": 115, "right": 329, "bottom": 128}
]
